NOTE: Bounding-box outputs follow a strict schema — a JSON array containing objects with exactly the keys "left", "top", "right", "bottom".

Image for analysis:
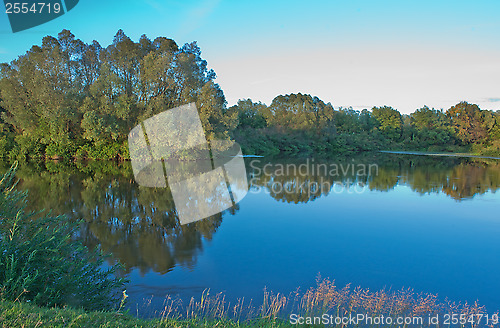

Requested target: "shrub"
[
  {"left": 0, "top": 163, "right": 126, "bottom": 311},
  {"left": 75, "top": 142, "right": 129, "bottom": 161},
  {"left": 8, "top": 134, "right": 45, "bottom": 161},
  {"left": 0, "top": 136, "right": 10, "bottom": 159},
  {"left": 45, "top": 141, "right": 76, "bottom": 159}
]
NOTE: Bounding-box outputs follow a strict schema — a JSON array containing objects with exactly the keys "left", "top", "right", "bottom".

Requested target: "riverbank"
[
  {"left": 380, "top": 150, "right": 500, "bottom": 160},
  {"left": 0, "top": 300, "right": 292, "bottom": 328}
]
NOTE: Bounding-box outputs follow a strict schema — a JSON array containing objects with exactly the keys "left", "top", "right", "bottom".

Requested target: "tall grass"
[
  {"left": 146, "top": 276, "right": 497, "bottom": 327},
  {"left": 0, "top": 163, "right": 126, "bottom": 311}
]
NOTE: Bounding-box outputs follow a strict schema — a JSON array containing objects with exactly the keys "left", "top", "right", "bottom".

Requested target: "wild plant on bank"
[
  {"left": 153, "top": 276, "right": 497, "bottom": 327},
  {"left": 0, "top": 163, "right": 126, "bottom": 311}
]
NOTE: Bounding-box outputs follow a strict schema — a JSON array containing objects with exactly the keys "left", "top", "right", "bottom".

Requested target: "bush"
[
  {"left": 0, "top": 163, "right": 126, "bottom": 311},
  {"left": 8, "top": 134, "right": 45, "bottom": 161},
  {"left": 75, "top": 142, "right": 129, "bottom": 161},
  {"left": 0, "top": 136, "right": 11, "bottom": 159},
  {"left": 45, "top": 141, "right": 76, "bottom": 159}
]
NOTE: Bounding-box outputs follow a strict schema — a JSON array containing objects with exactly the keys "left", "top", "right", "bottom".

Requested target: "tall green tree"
[
  {"left": 359, "top": 108, "right": 378, "bottom": 131},
  {"left": 0, "top": 30, "right": 232, "bottom": 159},
  {"left": 0, "top": 32, "right": 85, "bottom": 158},
  {"left": 371, "top": 106, "right": 403, "bottom": 140},
  {"left": 411, "top": 106, "right": 449, "bottom": 131},
  {"left": 334, "top": 107, "right": 362, "bottom": 133},
  {"left": 0, "top": 96, "right": 12, "bottom": 158},
  {"left": 489, "top": 111, "right": 500, "bottom": 141},
  {"left": 229, "top": 99, "right": 267, "bottom": 129},
  {"left": 265, "top": 93, "right": 334, "bottom": 134}
]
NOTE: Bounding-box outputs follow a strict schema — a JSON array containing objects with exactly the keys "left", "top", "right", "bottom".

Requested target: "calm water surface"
[{"left": 6, "top": 153, "right": 500, "bottom": 313}]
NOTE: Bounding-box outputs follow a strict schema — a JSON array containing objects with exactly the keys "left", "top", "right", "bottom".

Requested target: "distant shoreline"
[{"left": 380, "top": 150, "right": 500, "bottom": 160}]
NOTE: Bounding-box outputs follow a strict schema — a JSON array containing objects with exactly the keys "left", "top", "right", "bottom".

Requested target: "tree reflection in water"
[{"left": 4, "top": 154, "right": 499, "bottom": 275}]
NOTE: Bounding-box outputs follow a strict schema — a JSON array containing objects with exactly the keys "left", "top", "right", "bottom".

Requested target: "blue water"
[
  {"left": 126, "top": 178, "right": 500, "bottom": 313},
  {"left": 9, "top": 155, "right": 500, "bottom": 314}
]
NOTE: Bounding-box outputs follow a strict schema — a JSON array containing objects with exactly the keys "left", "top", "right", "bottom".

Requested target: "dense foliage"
[
  {"left": 230, "top": 99, "right": 500, "bottom": 156},
  {"left": 0, "top": 29, "right": 233, "bottom": 161},
  {"left": 0, "top": 163, "right": 126, "bottom": 311},
  {"left": 0, "top": 30, "right": 499, "bottom": 159}
]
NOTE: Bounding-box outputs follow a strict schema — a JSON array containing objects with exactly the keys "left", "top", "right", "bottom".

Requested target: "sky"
[{"left": 0, "top": 0, "right": 499, "bottom": 114}]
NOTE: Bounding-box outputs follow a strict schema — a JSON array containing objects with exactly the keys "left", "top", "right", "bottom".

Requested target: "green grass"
[
  {"left": 0, "top": 299, "right": 294, "bottom": 328},
  {"left": 2, "top": 275, "right": 493, "bottom": 328}
]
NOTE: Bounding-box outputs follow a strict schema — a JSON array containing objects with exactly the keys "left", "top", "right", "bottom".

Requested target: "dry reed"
[{"left": 146, "top": 276, "right": 498, "bottom": 327}]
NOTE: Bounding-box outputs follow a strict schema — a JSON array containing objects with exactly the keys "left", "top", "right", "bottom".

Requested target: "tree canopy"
[
  {"left": 0, "top": 29, "right": 230, "bottom": 160},
  {"left": 0, "top": 30, "right": 499, "bottom": 160}
]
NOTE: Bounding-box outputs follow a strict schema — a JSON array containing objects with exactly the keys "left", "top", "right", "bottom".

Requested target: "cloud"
[{"left": 487, "top": 98, "right": 500, "bottom": 102}]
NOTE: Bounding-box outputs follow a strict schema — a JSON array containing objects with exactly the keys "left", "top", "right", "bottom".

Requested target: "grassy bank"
[
  {"left": 1, "top": 279, "right": 495, "bottom": 328},
  {"left": 0, "top": 299, "right": 296, "bottom": 328},
  {"left": 380, "top": 150, "right": 500, "bottom": 160}
]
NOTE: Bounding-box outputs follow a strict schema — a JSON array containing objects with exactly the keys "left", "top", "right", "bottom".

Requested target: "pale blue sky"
[{"left": 1, "top": 0, "right": 499, "bottom": 113}]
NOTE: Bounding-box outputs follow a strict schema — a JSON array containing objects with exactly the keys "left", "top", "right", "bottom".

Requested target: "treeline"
[
  {"left": 1, "top": 30, "right": 500, "bottom": 160},
  {"left": 230, "top": 96, "right": 500, "bottom": 156},
  {"left": 0, "top": 29, "right": 234, "bottom": 161}
]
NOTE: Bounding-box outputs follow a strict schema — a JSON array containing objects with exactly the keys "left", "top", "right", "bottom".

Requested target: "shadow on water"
[
  {"left": 3, "top": 160, "right": 228, "bottom": 276},
  {"left": 1, "top": 153, "right": 499, "bottom": 275},
  {"left": 246, "top": 153, "right": 500, "bottom": 203}
]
